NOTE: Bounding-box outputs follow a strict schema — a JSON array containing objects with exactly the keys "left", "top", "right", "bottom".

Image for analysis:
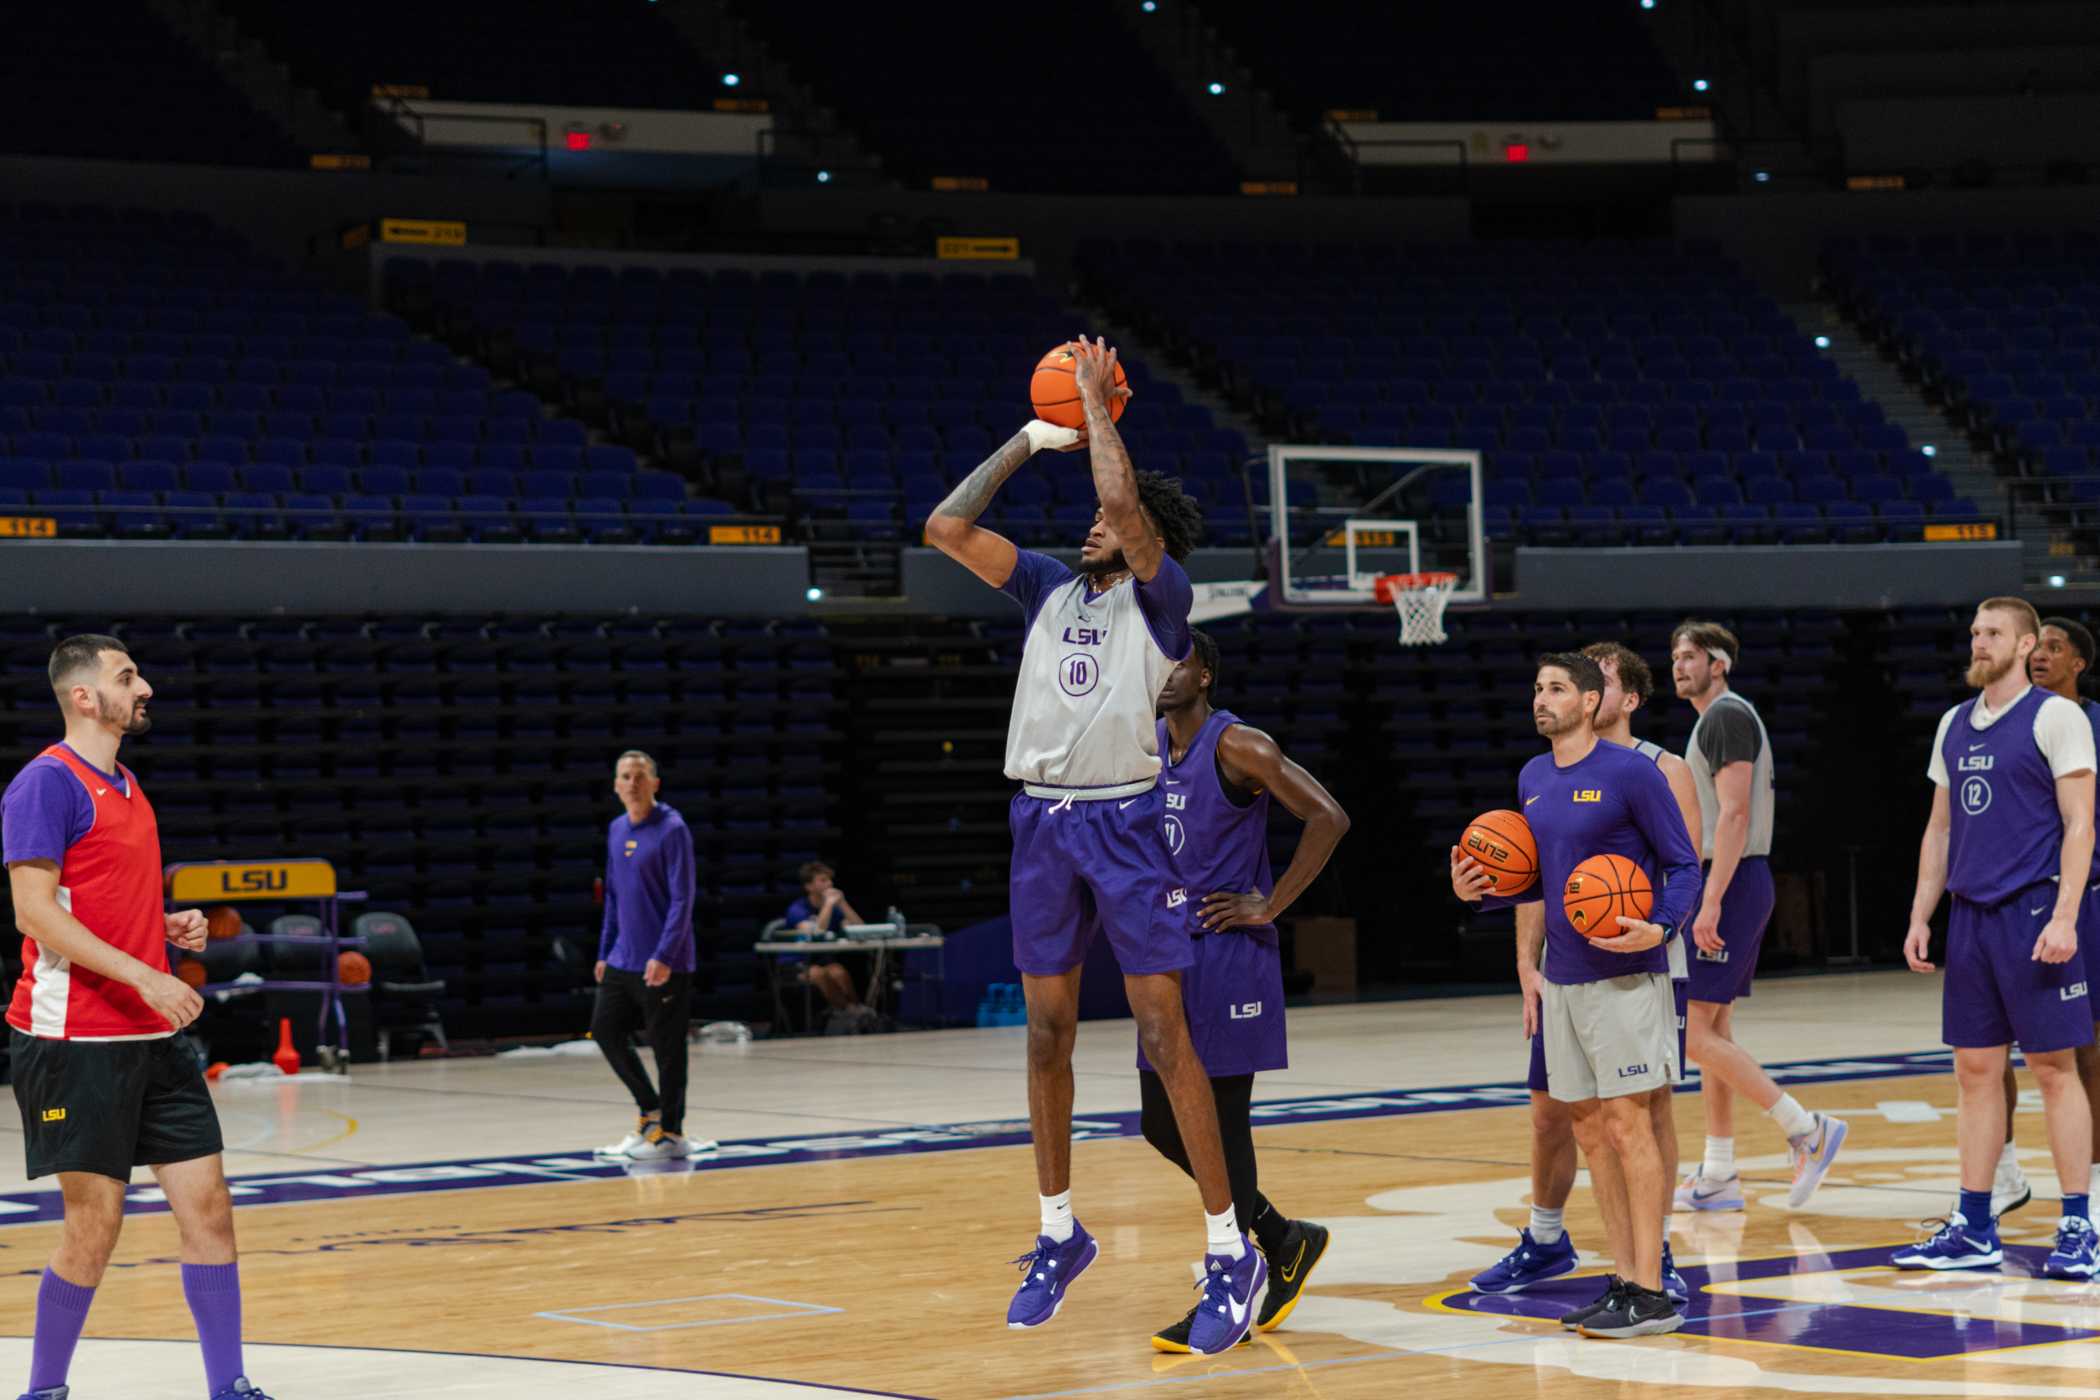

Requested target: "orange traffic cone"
[{"left": 272, "top": 1017, "right": 301, "bottom": 1076}]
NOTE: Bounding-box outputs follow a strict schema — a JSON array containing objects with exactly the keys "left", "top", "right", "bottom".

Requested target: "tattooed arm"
[
  {"left": 1069, "top": 336, "right": 1157, "bottom": 581},
  {"left": 924, "top": 421, "right": 1079, "bottom": 587}
]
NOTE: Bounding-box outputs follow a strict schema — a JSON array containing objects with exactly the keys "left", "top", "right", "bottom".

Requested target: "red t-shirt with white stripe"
[{"left": 3, "top": 743, "right": 171, "bottom": 1040}]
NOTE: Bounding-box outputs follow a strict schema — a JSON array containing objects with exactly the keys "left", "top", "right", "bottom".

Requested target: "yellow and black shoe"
[
  {"left": 1150, "top": 1298, "right": 1251, "bottom": 1353},
  {"left": 1255, "top": 1220, "right": 1330, "bottom": 1332}
]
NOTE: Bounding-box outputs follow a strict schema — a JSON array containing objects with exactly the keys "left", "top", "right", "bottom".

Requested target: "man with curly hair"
[{"left": 924, "top": 337, "right": 1260, "bottom": 1354}]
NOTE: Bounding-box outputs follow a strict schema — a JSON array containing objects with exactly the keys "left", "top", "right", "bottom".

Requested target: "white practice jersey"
[{"left": 1001, "top": 551, "right": 1192, "bottom": 796}]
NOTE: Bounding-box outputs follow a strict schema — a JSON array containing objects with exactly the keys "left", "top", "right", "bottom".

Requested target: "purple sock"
[
  {"left": 180, "top": 1261, "right": 244, "bottom": 1394},
  {"left": 29, "top": 1268, "right": 96, "bottom": 1390}
]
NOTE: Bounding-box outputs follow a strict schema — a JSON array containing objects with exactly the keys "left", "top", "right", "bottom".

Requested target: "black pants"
[
  {"left": 1139, "top": 1069, "right": 1281, "bottom": 1251},
  {"left": 591, "top": 968, "right": 693, "bottom": 1134}
]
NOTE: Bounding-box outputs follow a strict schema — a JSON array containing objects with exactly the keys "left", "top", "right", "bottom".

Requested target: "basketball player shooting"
[{"left": 924, "top": 336, "right": 1266, "bottom": 1354}]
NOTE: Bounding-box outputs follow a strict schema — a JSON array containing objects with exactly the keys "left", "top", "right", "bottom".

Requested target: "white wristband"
[{"left": 1024, "top": 420, "right": 1081, "bottom": 455}]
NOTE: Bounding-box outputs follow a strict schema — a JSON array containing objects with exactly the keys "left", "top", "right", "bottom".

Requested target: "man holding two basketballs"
[{"left": 1451, "top": 651, "right": 1701, "bottom": 1337}]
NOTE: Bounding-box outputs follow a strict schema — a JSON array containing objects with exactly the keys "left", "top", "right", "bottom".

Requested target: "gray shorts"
[{"left": 1542, "top": 972, "right": 1682, "bottom": 1104}]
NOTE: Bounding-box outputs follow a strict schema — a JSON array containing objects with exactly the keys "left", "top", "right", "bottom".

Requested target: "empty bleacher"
[
  {"left": 0, "top": 205, "right": 744, "bottom": 545},
  {"left": 1826, "top": 231, "right": 2100, "bottom": 533},
  {"left": 1081, "top": 238, "right": 1984, "bottom": 553},
  {"left": 388, "top": 256, "right": 1257, "bottom": 549}
]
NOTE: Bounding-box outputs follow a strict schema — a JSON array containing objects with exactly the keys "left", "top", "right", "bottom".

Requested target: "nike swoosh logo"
[
  {"left": 1227, "top": 1286, "right": 1249, "bottom": 1325},
  {"left": 1969, "top": 742, "right": 1987, "bottom": 751},
  {"left": 1119, "top": 799, "right": 1138, "bottom": 810},
  {"left": 94, "top": 788, "right": 107, "bottom": 796},
  {"left": 2033, "top": 905, "right": 2049, "bottom": 917},
  {"left": 1277, "top": 1239, "right": 1307, "bottom": 1283},
  {"left": 1164, "top": 779, "right": 1181, "bottom": 786},
  {"left": 1524, "top": 796, "right": 1539, "bottom": 806},
  {"left": 1691, "top": 1182, "right": 1732, "bottom": 1200}
]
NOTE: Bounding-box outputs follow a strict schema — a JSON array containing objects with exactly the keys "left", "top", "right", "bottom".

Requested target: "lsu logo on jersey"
[
  {"left": 1062, "top": 626, "right": 1105, "bottom": 646},
  {"left": 1166, "top": 888, "right": 1187, "bottom": 908},
  {"left": 1572, "top": 789, "right": 1603, "bottom": 803},
  {"left": 1228, "top": 1002, "right": 1263, "bottom": 1020},
  {"left": 623, "top": 840, "right": 639, "bottom": 858},
  {"left": 40, "top": 1108, "right": 64, "bottom": 1122}
]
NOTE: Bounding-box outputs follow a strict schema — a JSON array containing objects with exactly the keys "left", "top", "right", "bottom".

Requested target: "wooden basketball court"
[{"left": 4, "top": 971, "right": 2094, "bottom": 1399}]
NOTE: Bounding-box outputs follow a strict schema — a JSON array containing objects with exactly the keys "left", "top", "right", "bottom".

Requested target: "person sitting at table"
[{"left": 782, "top": 861, "right": 876, "bottom": 1033}]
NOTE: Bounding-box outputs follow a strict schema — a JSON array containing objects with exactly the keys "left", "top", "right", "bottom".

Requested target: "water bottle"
[{"left": 886, "top": 905, "right": 906, "bottom": 934}]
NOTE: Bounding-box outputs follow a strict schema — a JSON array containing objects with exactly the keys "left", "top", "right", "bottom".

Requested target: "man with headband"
[{"left": 1668, "top": 621, "right": 1847, "bottom": 1216}]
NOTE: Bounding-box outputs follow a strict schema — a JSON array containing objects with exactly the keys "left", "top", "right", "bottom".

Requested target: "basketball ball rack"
[{"left": 166, "top": 858, "right": 369, "bottom": 1072}]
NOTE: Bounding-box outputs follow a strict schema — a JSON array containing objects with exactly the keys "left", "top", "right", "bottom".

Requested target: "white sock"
[
  {"left": 1770, "top": 1094, "right": 1817, "bottom": 1142},
  {"left": 2089, "top": 1163, "right": 2099, "bottom": 1198},
  {"left": 1205, "top": 1205, "right": 1246, "bottom": 1259},
  {"left": 1999, "top": 1139, "right": 2022, "bottom": 1174},
  {"left": 1040, "top": 1190, "right": 1073, "bottom": 1243},
  {"left": 1529, "top": 1205, "right": 1565, "bottom": 1245},
  {"left": 1703, "top": 1136, "right": 1736, "bottom": 1178}
]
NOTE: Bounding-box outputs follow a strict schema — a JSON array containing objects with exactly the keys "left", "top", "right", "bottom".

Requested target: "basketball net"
[{"left": 1373, "top": 571, "right": 1458, "bottom": 646}]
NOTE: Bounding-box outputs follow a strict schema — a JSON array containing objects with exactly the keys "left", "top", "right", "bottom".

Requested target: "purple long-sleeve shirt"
[
  {"left": 598, "top": 802, "right": 696, "bottom": 972},
  {"left": 1514, "top": 739, "right": 1703, "bottom": 985}
]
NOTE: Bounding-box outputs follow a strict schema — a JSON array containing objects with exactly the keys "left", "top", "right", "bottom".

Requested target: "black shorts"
[{"left": 11, "top": 1030, "right": 224, "bottom": 1182}]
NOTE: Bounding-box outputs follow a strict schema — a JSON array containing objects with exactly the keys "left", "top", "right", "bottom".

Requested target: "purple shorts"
[
  {"left": 1686, "top": 857, "right": 1773, "bottom": 1006},
  {"left": 1009, "top": 788, "right": 1191, "bottom": 978},
  {"left": 1945, "top": 886, "right": 2095, "bottom": 1053},
  {"left": 1530, "top": 978, "right": 1687, "bottom": 1092},
  {"left": 1137, "top": 928, "right": 1287, "bottom": 1078}
]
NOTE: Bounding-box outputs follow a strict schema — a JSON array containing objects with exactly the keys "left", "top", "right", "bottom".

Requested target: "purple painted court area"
[
  {"left": 0, "top": 1048, "right": 1956, "bottom": 1229},
  {"left": 1445, "top": 1245, "right": 2092, "bottom": 1359}
]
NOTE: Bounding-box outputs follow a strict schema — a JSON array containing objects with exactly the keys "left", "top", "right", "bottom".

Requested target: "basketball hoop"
[{"left": 1374, "top": 571, "right": 1459, "bottom": 646}]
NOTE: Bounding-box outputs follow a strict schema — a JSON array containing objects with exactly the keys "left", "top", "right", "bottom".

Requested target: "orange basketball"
[
  {"left": 205, "top": 905, "right": 242, "bottom": 941},
  {"left": 1459, "top": 809, "right": 1538, "bottom": 897},
  {"left": 337, "top": 951, "right": 372, "bottom": 986},
  {"left": 1029, "top": 342, "right": 1128, "bottom": 430},
  {"left": 1563, "top": 853, "right": 1654, "bottom": 940},
  {"left": 176, "top": 959, "right": 207, "bottom": 989}
]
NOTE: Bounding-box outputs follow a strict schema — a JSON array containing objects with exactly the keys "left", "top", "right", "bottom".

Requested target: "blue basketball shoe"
[
  {"left": 1891, "top": 1213, "right": 2002, "bottom": 1270},
  {"left": 18, "top": 1386, "right": 68, "bottom": 1400},
  {"left": 1661, "top": 1241, "right": 1689, "bottom": 1306},
  {"left": 2043, "top": 1215, "right": 2099, "bottom": 1280},
  {"left": 1470, "top": 1228, "right": 1578, "bottom": 1294},
  {"left": 209, "top": 1381, "right": 274, "bottom": 1400},
  {"left": 1007, "top": 1223, "right": 1099, "bottom": 1328},
  {"left": 1186, "top": 1239, "right": 1267, "bottom": 1355}
]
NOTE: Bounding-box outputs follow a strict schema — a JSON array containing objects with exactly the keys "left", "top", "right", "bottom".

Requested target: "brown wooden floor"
[{"left": 8, "top": 1068, "right": 2096, "bottom": 1398}]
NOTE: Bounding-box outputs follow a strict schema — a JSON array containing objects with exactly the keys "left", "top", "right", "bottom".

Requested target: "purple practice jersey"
[
  {"left": 1138, "top": 708, "right": 1287, "bottom": 1077},
  {"left": 1516, "top": 739, "right": 1702, "bottom": 985},
  {"left": 1942, "top": 688, "right": 2074, "bottom": 906},
  {"left": 1157, "top": 710, "right": 1277, "bottom": 947}
]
